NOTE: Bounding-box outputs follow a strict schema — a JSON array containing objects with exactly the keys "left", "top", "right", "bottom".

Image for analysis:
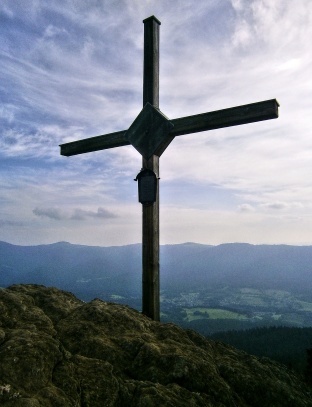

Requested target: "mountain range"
[
  {"left": 2, "top": 239, "right": 312, "bottom": 338},
  {"left": 1, "top": 241, "right": 312, "bottom": 300}
]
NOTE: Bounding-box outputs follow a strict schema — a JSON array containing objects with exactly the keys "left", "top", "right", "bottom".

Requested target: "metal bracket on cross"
[{"left": 125, "top": 102, "right": 174, "bottom": 160}]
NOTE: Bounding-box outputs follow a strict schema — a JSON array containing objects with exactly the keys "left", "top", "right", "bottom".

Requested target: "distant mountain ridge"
[
  {"left": 0, "top": 240, "right": 143, "bottom": 302},
  {"left": 1, "top": 240, "right": 312, "bottom": 300}
]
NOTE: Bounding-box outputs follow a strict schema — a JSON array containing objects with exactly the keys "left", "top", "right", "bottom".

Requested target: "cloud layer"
[{"left": 1, "top": 0, "right": 312, "bottom": 246}]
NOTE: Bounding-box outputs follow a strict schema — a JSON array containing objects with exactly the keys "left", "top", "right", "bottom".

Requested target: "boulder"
[{"left": 0, "top": 284, "right": 311, "bottom": 406}]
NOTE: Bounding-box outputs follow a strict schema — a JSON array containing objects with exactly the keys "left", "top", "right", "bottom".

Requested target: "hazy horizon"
[{"left": 2, "top": 239, "right": 312, "bottom": 249}]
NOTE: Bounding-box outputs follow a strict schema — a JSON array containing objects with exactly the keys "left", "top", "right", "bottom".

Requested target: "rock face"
[{"left": 0, "top": 285, "right": 311, "bottom": 406}]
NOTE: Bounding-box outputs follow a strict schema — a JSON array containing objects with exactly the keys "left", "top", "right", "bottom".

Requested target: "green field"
[
  {"left": 299, "top": 301, "right": 312, "bottom": 312},
  {"left": 161, "top": 286, "right": 312, "bottom": 333},
  {"left": 110, "top": 294, "right": 125, "bottom": 300},
  {"left": 183, "top": 307, "right": 248, "bottom": 322}
]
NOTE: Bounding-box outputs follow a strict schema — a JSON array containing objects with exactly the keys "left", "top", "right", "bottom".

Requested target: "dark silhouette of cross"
[{"left": 60, "top": 16, "right": 279, "bottom": 321}]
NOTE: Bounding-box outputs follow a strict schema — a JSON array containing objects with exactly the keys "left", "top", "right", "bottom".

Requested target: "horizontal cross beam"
[{"left": 60, "top": 98, "right": 279, "bottom": 157}]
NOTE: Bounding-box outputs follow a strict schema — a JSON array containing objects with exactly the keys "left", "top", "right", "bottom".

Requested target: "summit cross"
[{"left": 60, "top": 16, "right": 279, "bottom": 321}]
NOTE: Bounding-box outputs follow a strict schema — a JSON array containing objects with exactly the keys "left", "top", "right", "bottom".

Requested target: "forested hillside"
[{"left": 211, "top": 326, "right": 312, "bottom": 377}]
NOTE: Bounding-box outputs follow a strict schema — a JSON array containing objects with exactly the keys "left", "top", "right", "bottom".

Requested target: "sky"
[{"left": 0, "top": 0, "right": 312, "bottom": 247}]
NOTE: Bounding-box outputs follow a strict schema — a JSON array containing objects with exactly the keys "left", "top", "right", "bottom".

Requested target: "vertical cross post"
[{"left": 142, "top": 16, "right": 161, "bottom": 321}]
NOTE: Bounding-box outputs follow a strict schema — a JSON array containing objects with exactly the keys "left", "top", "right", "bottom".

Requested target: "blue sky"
[{"left": 1, "top": 0, "right": 312, "bottom": 246}]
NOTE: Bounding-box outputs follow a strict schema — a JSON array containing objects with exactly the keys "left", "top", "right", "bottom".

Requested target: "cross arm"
[
  {"left": 170, "top": 98, "right": 279, "bottom": 137},
  {"left": 60, "top": 99, "right": 279, "bottom": 156},
  {"left": 60, "top": 130, "right": 128, "bottom": 157}
]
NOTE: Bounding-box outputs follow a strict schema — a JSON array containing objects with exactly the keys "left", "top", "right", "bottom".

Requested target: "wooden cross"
[{"left": 60, "top": 16, "right": 279, "bottom": 321}]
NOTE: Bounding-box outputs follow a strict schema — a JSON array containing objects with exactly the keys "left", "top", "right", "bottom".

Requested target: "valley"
[
  {"left": 2, "top": 240, "right": 312, "bottom": 335},
  {"left": 159, "top": 287, "right": 312, "bottom": 334}
]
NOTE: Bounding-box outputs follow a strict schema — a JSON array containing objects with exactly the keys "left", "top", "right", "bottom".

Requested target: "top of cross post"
[{"left": 143, "top": 15, "right": 161, "bottom": 25}]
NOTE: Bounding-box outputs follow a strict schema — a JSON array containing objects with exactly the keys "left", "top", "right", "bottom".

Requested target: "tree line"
[{"left": 210, "top": 326, "right": 312, "bottom": 383}]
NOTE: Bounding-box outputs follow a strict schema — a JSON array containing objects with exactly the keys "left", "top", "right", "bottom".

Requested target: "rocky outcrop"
[{"left": 0, "top": 284, "right": 311, "bottom": 406}]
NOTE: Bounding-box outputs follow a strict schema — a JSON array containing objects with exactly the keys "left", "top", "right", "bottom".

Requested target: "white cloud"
[
  {"left": 231, "top": 19, "right": 253, "bottom": 48},
  {"left": 33, "top": 207, "right": 64, "bottom": 221},
  {"left": 0, "top": 5, "right": 14, "bottom": 18},
  {"left": 259, "top": 201, "right": 304, "bottom": 211},
  {"left": 260, "top": 202, "right": 289, "bottom": 211},
  {"left": 0, "top": 105, "right": 15, "bottom": 123},
  {"left": 1, "top": 0, "right": 312, "bottom": 246},
  {"left": 70, "top": 207, "right": 117, "bottom": 220},
  {"left": 43, "top": 25, "right": 69, "bottom": 39},
  {"left": 238, "top": 204, "right": 255, "bottom": 212},
  {"left": 33, "top": 206, "right": 117, "bottom": 221}
]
